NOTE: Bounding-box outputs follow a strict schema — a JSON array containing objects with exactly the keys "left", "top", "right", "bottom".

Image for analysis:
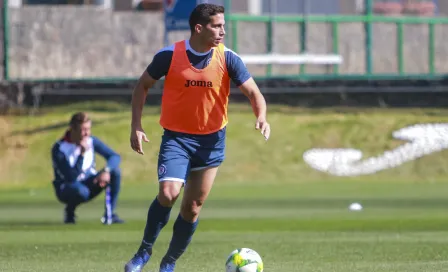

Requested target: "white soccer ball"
[
  {"left": 349, "top": 202, "right": 363, "bottom": 211},
  {"left": 225, "top": 248, "right": 264, "bottom": 272}
]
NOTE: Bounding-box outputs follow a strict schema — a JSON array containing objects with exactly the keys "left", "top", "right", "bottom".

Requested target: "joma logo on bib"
[
  {"left": 303, "top": 123, "right": 448, "bottom": 177},
  {"left": 185, "top": 80, "right": 213, "bottom": 88}
]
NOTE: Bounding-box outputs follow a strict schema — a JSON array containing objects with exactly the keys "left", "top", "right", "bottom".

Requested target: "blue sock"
[
  {"left": 65, "top": 203, "right": 77, "bottom": 217},
  {"left": 106, "top": 168, "right": 121, "bottom": 216},
  {"left": 162, "top": 214, "right": 199, "bottom": 263},
  {"left": 109, "top": 168, "right": 121, "bottom": 212},
  {"left": 140, "top": 197, "right": 172, "bottom": 253}
]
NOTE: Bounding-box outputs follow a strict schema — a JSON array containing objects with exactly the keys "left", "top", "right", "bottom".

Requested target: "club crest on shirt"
[{"left": 158, "top": 164, "right": 167, "bottom": 176}]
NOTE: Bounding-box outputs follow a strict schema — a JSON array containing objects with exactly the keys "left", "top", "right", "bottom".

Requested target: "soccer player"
[
  {"left": 124, "top": 3, "right": 270, "bottom": 272},
  {"left": 51, "top": 112, "right": 124, "bottom": 225}
]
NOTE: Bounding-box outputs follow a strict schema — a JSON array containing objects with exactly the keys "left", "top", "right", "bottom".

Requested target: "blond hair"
[{"left": 69, "top": 112, "right": 91, "bottom": 129}]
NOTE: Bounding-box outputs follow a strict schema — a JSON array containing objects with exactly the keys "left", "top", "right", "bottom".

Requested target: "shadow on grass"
[
  {"left": 0, "top": 220, "right": 145, "bottom": 231},
  {"left": 0, "top": 221, "right": 66, "bottom": 228},
  {"left": 2, "top": 198, "right": 448, "bottom": 209},
  {"left": 9, "top": 115, "right": 129, "bottom": 136},
  {"left": 7, "top": 99, "right": 448, "bottom": 118}
]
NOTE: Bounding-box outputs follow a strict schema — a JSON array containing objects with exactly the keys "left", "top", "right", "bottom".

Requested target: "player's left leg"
[
  {"left": 81, "top": 168, "right": 124, "bottom": 224},
  {"left": 159, "top": 166, "right": 219, "bottom": 272}
]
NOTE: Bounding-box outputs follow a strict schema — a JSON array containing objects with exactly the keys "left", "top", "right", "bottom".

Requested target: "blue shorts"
[{"left": 157, "top": 127, "right": 226, "bottom": 183}]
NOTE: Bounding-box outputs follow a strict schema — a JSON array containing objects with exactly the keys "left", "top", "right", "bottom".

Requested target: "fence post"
[
  {"left": 300, "top": 20, "right": 306, "bottom": 75},
  {"left": 224, "top": 0, "right": 231, "bottom": 47},
  {"left": 396, "top": 22, "right": 404, "bottom": 75},
  {"left": 299, "top": 0, "right": 309, "bottom": 75},
  {"left": 2, "top": 0, "right": 8, "bottom": 80},
  {"left": 266, "top": 0, "right": 277, "bottom": 77},
  {"left": 231, "top": 19, "right": 238, "bottom": 53},
  {"left": 365, "top": 0, "right": 373, "bottom": 76},
  {"left": 332, "top": 22, "right": 339, "bottom": 75},
  {"left": 428, "top": 22, "right": 435, "bottom": 75},
  {"left": 266, "top": 19, "right": 273, "bottom": 77}
]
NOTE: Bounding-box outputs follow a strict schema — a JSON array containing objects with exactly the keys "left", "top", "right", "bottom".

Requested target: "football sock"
[
  {"left": 65, "top": 203, "right": 76, "bottom": 218},
  {"left": 107, "top": 169, "right": 121, "bottom": 214},
  {"left": 162, "top": 214, "right": 199, "bottom": 263},
  {"left": 140, "top": 196, "right": 172, "bottom": 253}
]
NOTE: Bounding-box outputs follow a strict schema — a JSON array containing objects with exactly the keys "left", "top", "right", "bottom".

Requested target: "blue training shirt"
[
  {"left": 51, "top": 132, "right": 121, "bottom": 184},
  {"left": 146, "top": 40, "right": 251, "bottom": 87}
]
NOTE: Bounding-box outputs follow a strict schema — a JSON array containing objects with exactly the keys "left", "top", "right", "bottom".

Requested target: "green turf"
[
  {"left": 1, "top": 182, "right": 448, "bottom": 271},
  {"left": 1, "top": 102, "right": 448, "bottom": 271}
]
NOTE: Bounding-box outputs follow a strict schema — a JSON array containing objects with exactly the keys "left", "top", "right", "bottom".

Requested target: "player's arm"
[
  {"left": 239, "top": 78, "right": 268, "bottom": 127},
  {"left": 51, "top": 143, "right": 84, "bottom": 183},
  {"left": 130, "top": 49, "right": 172, "bottom": 154},
  {"left": 130, "top": 70, "right": 156, "bottom": 155},
  {"left": 131, "top": 70, "right": 157, "bottom": 131},
  {"left": 92, "top": 136, "right": 121, "bottom": 172},
  {"left": 225, "top": 49, "right": 270, "bottom": 140}
]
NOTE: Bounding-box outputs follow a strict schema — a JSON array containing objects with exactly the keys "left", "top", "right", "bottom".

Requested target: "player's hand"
[
  {"left": 95, "top": 171, "right": 111, "bottom": 188},
  {"left": 255, "top": 118, "right": 270, "bottom": 141},
  {"left": 130, "top": 127, "right": 150, "bottom": 155},
  {"left": 79, "top": 138, "right": 89, "bottom": 154}
]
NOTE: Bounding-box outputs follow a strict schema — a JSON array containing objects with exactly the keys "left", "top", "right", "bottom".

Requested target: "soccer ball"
[{"left": 225, "top": 248, "right": 264, "bottom": 272}]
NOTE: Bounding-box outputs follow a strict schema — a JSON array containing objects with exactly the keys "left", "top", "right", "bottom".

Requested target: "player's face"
[
  {"left": 202, "top": 13, "right": 225, "bottom": 47},
  {"left": 71, "top": 121, "right": 91, "bottom": 143}
]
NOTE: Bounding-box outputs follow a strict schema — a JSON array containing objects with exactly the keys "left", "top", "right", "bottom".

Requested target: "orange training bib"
[{"left": 159, "top": 40, "right": 230, "bottom": 135}]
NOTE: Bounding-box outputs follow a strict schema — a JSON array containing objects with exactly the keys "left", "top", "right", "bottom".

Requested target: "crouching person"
[{"left": 51, "top": 112, "right": 124, "bottom": 225}]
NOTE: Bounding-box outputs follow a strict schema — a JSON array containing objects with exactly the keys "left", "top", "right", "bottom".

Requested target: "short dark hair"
[
  {"left": 69, "top": 112, "right": 90, "bottom": 129},
  {"left": 189, "top": 3, "right": 225, "bottom": 34}
]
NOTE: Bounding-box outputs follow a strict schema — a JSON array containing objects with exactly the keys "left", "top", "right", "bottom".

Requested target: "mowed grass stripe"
[
  {"left": 1, "top": 230, "right": 448, "bottom": 272},
  {"left": 1, "top": 216, "right": 448, "bottom": 232},
  {"left": 4, "top": 231, "right": 448, "bottom": 244}
]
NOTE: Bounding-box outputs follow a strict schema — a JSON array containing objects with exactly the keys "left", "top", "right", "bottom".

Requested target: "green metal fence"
[
  {"left": 224, "top": 1, "right": 448, "bottom": 80},
  {"left": 225, "top": 14, "right": 448, "bottom": 80}
]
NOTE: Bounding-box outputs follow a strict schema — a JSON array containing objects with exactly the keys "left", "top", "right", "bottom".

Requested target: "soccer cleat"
[
  {"left": 64, "top": 216, "right": 76, "bottom": 224},
  {"left": 124, "top": 248, "right": 151, "bottom": 272},
  {"left": 159, "top": 258, "right": 176, "bottom": 272},
  {"left": 101, "top": 214, "right": 125, "bottom": 225}
]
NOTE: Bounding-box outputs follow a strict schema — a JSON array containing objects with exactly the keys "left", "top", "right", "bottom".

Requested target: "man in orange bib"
[{"left": 125, "top": 3, "right": 270, "bottom": 272}]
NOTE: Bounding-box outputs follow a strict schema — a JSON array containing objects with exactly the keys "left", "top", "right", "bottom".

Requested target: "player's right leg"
[
  {"left": 124, "top": 130, "right": 190, "bottom": 272},
  {"left": 56, "top": 181, "right": 92, "bottom": 224},
  {"left": 159, "top": 166, "right": 219, "bottom": 272}
]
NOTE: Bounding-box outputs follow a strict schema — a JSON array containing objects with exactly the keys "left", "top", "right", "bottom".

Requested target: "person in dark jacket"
[{"left": 51, "top": 112, "right": 124, "bottom": 225}]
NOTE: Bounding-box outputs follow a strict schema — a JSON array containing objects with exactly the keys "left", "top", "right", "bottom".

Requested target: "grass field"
[{"left": 1, "top": 102, "right": 448, "bottom": 271}]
